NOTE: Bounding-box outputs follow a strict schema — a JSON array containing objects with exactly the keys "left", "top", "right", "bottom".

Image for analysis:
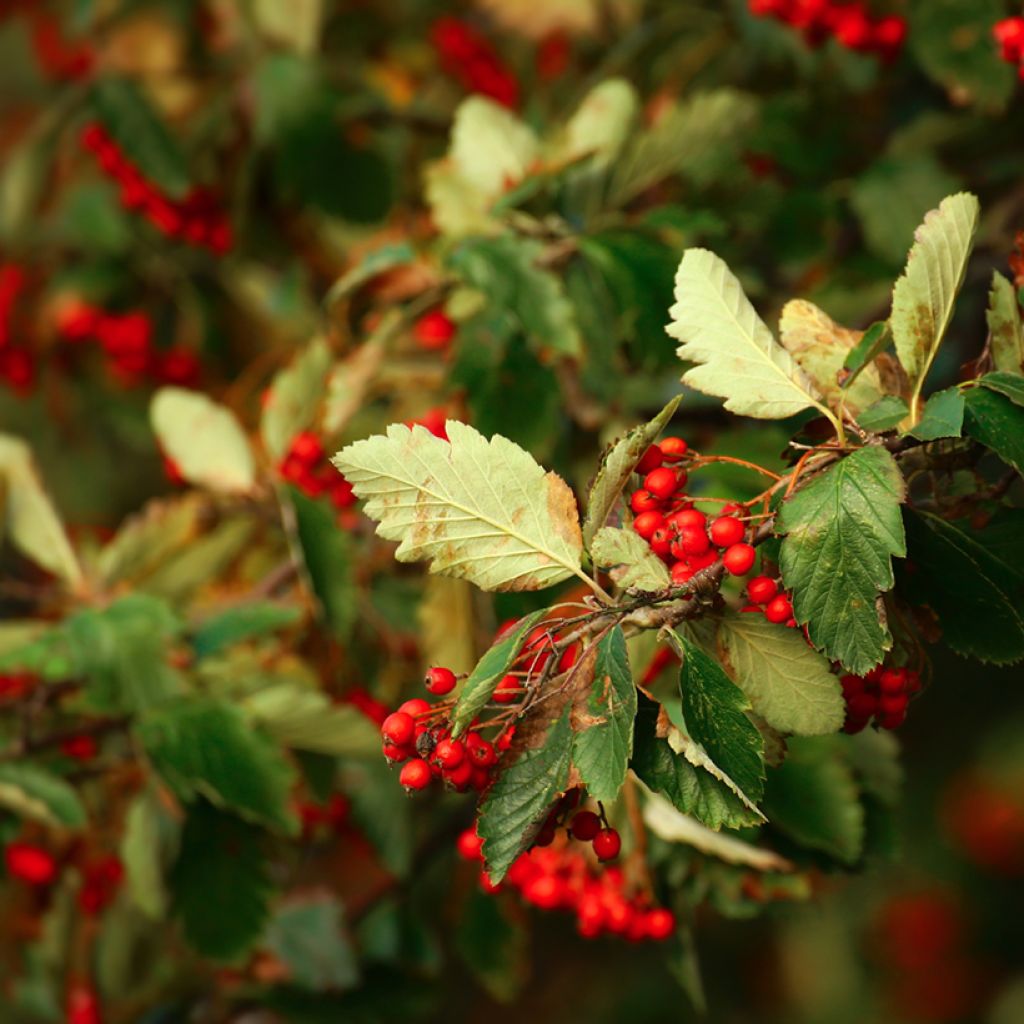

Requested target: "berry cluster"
[
  {"left": 0, "top": 263, "right": 33, "bottom": 394},
  {"left": 77, "top": 855, "right": 124, "bottom": 915},
  {"left": 4, "top": 838, "right": 123, "bottom": 915},
  {"left": 630, "top": 438, "right": 758, "bottom": 586},
  {"left": 279, "top": 431, "right": 357, "bottom": 521},
  {"left": 412, "top": 308, "right": 457, "bottom": 352},
  {"left": 840, "top": 665, "right": 920, "bottom": 733},
  {"left": 56, "top": 299, "right": 202, "bottom": 388},
  {"left": 458, "top": 827, "right": 675, "bottom": 942},
  {"left": 748, "top": 0, "right": 906, "bottom": 59},
  {"left": 430, "top": 16, "right": 520, "bottom": 109},
  {"left": 995, "top": 18, "right": 1024, "bottom": 80},
  {"left": 530, "top": 792, "right": 622, "bottom": 862},
  {"left": 741, "top": 575, "right": 796, "bottom": 627},
  {"left": 298, "top": 794, "right": 351, "bottom": 839},
  {"left": 80, "top": 123, "right": 232, "bottom": 254}
]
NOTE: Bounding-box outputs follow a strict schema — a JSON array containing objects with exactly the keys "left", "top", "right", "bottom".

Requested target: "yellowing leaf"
[
  {"left": 667, "top": 249, "right": 835, "bottom": 425},
  {"left": 559, "top": 79, "right": 637, "bottom": 166},
  {"left": 778, "top": 300, "right": 885, "bottom": 415},
  {"left": 333, "top": 421, "right": 585, "bottom": 592},
  {"left": 987, "top": 271, "right": 1024, "bottom": 374},
  {"left": 591, "top": 527, "right": 670, "bottom": 590},
  {"left": 890, "top": 192, "right": 979, "bottom": 421},
  {"left": 151, "top": 388, "right": 255, "bottom": 494},
  {"left": 418, "top": 575, "right": 477, "bottom": 676}
]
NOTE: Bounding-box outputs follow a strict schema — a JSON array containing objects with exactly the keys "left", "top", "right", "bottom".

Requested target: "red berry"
[
  {"left": 66, "top": 984, "right": 102, "bottom": 1024},
  {"left": 399, "top": 758, "right": 432, "bottom": 791},
  {"left": 457, "top": 828, "right": 484, "bottom": 861},
  {"left": 644, "top": 907, "right": 676, "bottom": 940},
  {"left": 635, "top": 444, "right": 664, "bottom": 475},
  {"left": 842, "top": 716, "right": 869, "bottom": 735},
  {"left": 764, "top": 595, "right": 793, "bottom": 624},
  {"left": 570, "top": 810, "right": 601, "bottom": 842},
  {"left": 434, "top": 737, "right": 465, "bottom": 769},
  {"left": 630, "top": 489, "right": 662, "bottom": 515},
  {"left": 557, "top": 643, "right": 580, "bottom": 672},
  {"left": 878, "top": 709, "right": 906, "bottom": 730},
  {"left": 747, "top": 576, "right": 777, "bottom": 604},
  {"left": 493, "top": 674, "right": 522, "bottom": 704},
  {"left": 649, "top": 527, "right": 672, "bottom": 557},
  {"left": 879, "top": 692, "right": 908, "bottom": 716},
  {"left": 398, "top": 698, "right": 431, "bottom": 718},
  {"left": 670, "top": 561, "right": 693, "bottom": 584},
  {"left": 846, "top": 692, "right": 877, "bottom": 720},
  {"left": 444, "top": 758, "right": 473, "bottom": 790},
  {"left": 593, "top": 827, "right": 621, "bottom": 861},
  {"left": 632, "top": 510, "right": 665, "bottom": 540},
  {"left": 722, "top": 543, "right": 756, "bottom": 576},
  {"left": 381, "top": 711, "right": 415, "bottom": 746},
  {"left": 879, "top": 667, "right": 907, "bottom": 695},
  {"left": 840, "top": 674, "right": 864, "bottom": 699},
  {"left": 466, "top": 733, "right": 497, "bottom": 767},
  {"left": 679, "top": 527, "right": 710, "bottom": 557},
  {"left": 425, "top": 666, "right": 457, "bottom": 695},
  {"left": 710, "top": 516, "right": 745, "bottom": 548},
  {"left": 289, "top": 431, "right": 324, "bottom": 465},
  {"left": 5, "top": 842, "right": 58, "bottom": 886},
  {"left": 644, "top": 467, "right": 678, "bottom": 501},
  {"left": 413, "top": 309, "right": 457, "bottom": 350},
  {"left": 659, "top": 437, "right": 688, "bottom": 461},
  {"left": 382, "top": 742, "right": 412, "bottom": 763},
  {"left": 666, "top": 508, "right": 704, "bottom": 531},
  {"left": 524, "top": 873, "right": 563, "bottom": 909}
]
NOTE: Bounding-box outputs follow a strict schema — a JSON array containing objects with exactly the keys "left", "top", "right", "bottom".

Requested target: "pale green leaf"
[
  {"left": 778, "top": 447, "right": 906, "bottom": 675},
  {"left": 121, "top": 787, "right": 179, "bottom": 919},
  {"left": 333, "top": 421, "right": 584, "bottom": 593},
  {"left": 0, "top": 764, "right": 86, "bottom": 829},
  {"left": 987, "top": 272, "right": 1024, "bottom": 374},
  {"left": 857, "top": 395, "right": 910, "bottom": 432},
  {"left": 260, "top": 337, "right": 331, "bottom": 462},
  {"left": 964, "top": 386, "right": 1024, "bottom": 474},
  {"left": 718, "top": 612, "right": 844, "bottom": 736},
  {"left": 559, "top": 78, "right": 637, "bottom": 166},
  {"left": 980, "top": 371, "right": 1024, "bottom": 407},
  {"left": 590, "top": 527, "right": 670, "bottom": 591},
  {"left": 667, "top": 249, "right": 832, "bottom": 422},
  {"left": 265, "top": 897, "right": 358, "bottom": 992},
  {"left": 906, "top": 387, "right": 964, "bottom": 440},
  {"left": 150, "top": 388, "right": 255, "bottom": 494}
]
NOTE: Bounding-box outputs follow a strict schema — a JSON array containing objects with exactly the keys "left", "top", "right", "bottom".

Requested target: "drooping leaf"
[
  {"left": 192, "top": 602, "right": 302, "bottom": 659},
  {"left": 987, "top": 272, "right": 1024, "bottom": 374},
  {"left": 963, "top": 386, "right": 1024, "bottom": 474},
  {"left": 669, "top": 629, "right": 765, "bottom": 806},
  {"left": 0, "top": 764, "right": 86, "bottom": 829},
  {"left": 582, "top": 396, "right": 681, "bottom": 546},
  {"left": 0, "top": 434, "right": 83, "bottom": 589},
  {"left": 265, "top": 897, "right": 358, "bottom": 992},
  {"left": 451, "top": 610, "right": 547, "bottom": 737},
  {"left": 139, "top": 699, "right": 298, "bottom": 834},
  {"left": 777, "top": 447, "right": 906, "bottom": 674},
  {"left": 260, "top": 337, "right": 332, "bottom": 463},
  {"left": 571, "top": 626, "right": 635, "bottom": 803},
  {"left": 478, "top": 707, "right": 573, "bottom": 883},
  {"left": 889, "top": 192, "right": 979, "bottom": 419},
  {"left": 979, "top": 371, "right": 1024, "bottom": 407},
  {"left": 906, "top": 387, "right": 964, "bottom": 440},
  {"left": 857, "top": 396, "right": 910, "bottom": 432},
  {"left": 900, "top": 509, "right": 1024, "bottom": 664},
  {"left": 170, "top": 801, "right": 273, "bottom": 962},
  {"left": 590, "top": 527, "right": 670, "bottom": 591},
  {"left": 333, "top": 422, "right": 585, "bottom": 593},
  {"left": 150, "top": 388, "right": 255, "bottom": 495},
  {"left": 666, "top": 249, "right": 834, "bottom": 423},
  {"left": 718, "top": 612, "right": 844, "bottom": 736},
  {"left": 120, "top": 787, "right": 180, "bottom": 920}
]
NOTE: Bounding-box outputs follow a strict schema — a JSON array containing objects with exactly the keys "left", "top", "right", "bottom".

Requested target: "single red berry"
[
  {"left": 632, "top": 510, "right": 665, "bottom": 540},
  {"left": 457, "top": 828, "right": 484, "bottom": 861},
  {"left": 570, "top": 810, "right": 601, "bottom": 842},
  {"left": 425, "top": 666, "right": 457, "bottom": 695},
  {"left": 710, "top": 516, "right": 745, "bottom": 548},
  {"left": 398, "top": 698, "right": 431, "bottom": 719},
  {"left": 434, "top": 737, "right": 465, "bottom": 769},
  {"left": 842, "top": 716, "right": 869, "bottom": 735},
  {"left": 60, "top": 734, "right": 98, "bottom": 761},
  {"left": 524, "top": 873, "right": 563, "bottom": 909},
  {"left": 764, "top": 595, "right": 793, "bottom": 624},
  {"left": 878, "top": 709, "right": 906, "bottom": 730},
  {"left": 670, "top": 561, "right": 693, "bottom": 584},
  {"left": 840, "top": 674, "right": 864, "bottom": 699},
  {"left": 382, "top": 742, "right": 412, "bottom": 763},
  {"left": 493, "top": 674, "right": 522, "bottom": 704},
  {"left": 66, "top": 984, "right": 102, "bottom": 1024},
  {"left": 635, "top": 444, "right": 664, "bottom": 475},
  {"left": 630, "top": 489, "right": 662, "bottom": 515},
  {"left": 444, "top": 758, "right": 473, "bottom": 791},
  {"left": 381, "top": 711, "right": 415, "bottom": 746},
  {"left": 557, "top": 644, "right": 580, "bottom": 672},
  {"left": 5, "top": 842, "right": 58, "bottom": 886},
  {"left": 668, "top": 508, "right": 705, "bottom": 531},
  {"left": 722, "top": 543, "right": 756, "bottom": 576},
  {"left": 679, "top": 527, "right": 710, "bottom": 557},
  {"left": 289, "top": 431, "right": 324, "bottom": 465},
  {"left": 659, "top": 437, "right": 688, "bottom": 461},
  {"left": 466, "top": 733, "right": 497, "bottom": 767},
  {"left": 413, "top": 309, "right": 457, "bottom": 350},
  {"left": 879, "top": 667, "right": 908, "bottom": 695},
  {"left": 649, "top": 527, "right": 672, "bottom": 557},
  {"left": 644, "top": 907, "right": 676, "bottom": 940},
  {"left": 399, "top": 758, "right": 432, "bottom": 791},
  {"left": 593, "top": 827, "right": 621, "bottom": 861},
  {"left": 846, "top": 692, "right": 878, "bottom": 720},
  {"left": 644, "top": 467, "right": 678, "bottom": 501},
  {"left": 747, "top": 576, "right": 777, "bottom": 604},
  {"left": 879, "top": 692, "right": 909, "bottom": 716}
]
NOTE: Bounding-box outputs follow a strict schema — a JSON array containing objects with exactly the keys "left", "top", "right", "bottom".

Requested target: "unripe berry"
[
  {"left": 764, "top": 595, "right": 793, "bottom": 624},
  {"left": 381, "top": 711, "right": 415, "bottom": 747},
  {"left": 399, "top": 758, "right": 431, "bottom": 791},
  {"left": 593, "top": 827, "right": 621, "bottom": 861},
  {"left": 747, "top": 575, "right": 777, "bottom": 604},
  {"left": 493, "top": 674, "right": 522, "bottom": 704},
  {"left": 635, "top": 444, "right": 664, "bottom": 475},
  {"left": 630, "top": 489, "right": 662, "bottom": 515},
  {"left": 434, "top": 737, "right": 465, "bottom": 769},
  {"left": 570, "top": 810, "right": 601, "bottom": 842},
  {"left": 710, "top": 516, "right": 745, "bottom": 548},
  {"left": 644, "top": 467, "right": 678, "bottom": 501},
  {"left": 425, "top": 666, "right": 457, "bottom": 695},
  {"left": 457, "top": 828, "right": 484, "bottom": 861},
  {"left": 659, "top": 437, "right": 688, "bottom": 461},
  {"left": 722, "top": 543, "right": 756, "bottom": 576}
]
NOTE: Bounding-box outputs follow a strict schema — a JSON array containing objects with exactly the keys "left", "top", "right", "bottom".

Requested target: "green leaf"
[
  {"left": 763, "top": 738, "right": 865, "bottom": 865},
  {"left": 333, "top": 422, "right": 585, "bottom": 593},
  {"left": 777, "top": 447, "right": 906, "bottom": 675},
  {"left": 340, "top": 759, "right": 412, "bottom": 878},
  {"left": 906, "top": 387, "right": 964, "bottom": 440},
  {"left": 478, "top": 707, "right": 573, "bottom": 883},
  {"left": 669, "top": 629, "right": 765, "bottom": 806},
  {"left": 242, "top": 685, "right": 381, "bottom": 757},
  {"left": 192, "top": 602, "right": 301, "bottom": 659},
  {"left": 979, "top": 371, "right": 1024, "bottom": 407},
  {"left": 590, "top": 527, "right": 670, "bottom": 591},
  {"left": 447, "top": 236, "right": 581, "bottom": 358},
  {"left": 265, "top": 897, "right": 358, "bottom": 992},
  {"left": 987, "top": 272, "right": 1024, "bottom": 374},
  {"left": 963, "top": 386, "right": 1024, "bottom": 474},
  {"left": 842, "top": 321, "right": 889, "bottom": 378},
  {"left": 630, "top": 694, "right": 763, "bottom": 831},
  {"left": 856, "top": 396, "right": 910, "bottom": 432},
  {"left": 900, "top": 509, "right": 1024, "bottom": 664},
  {"left": 0, "top": 434, "right": 83, "bottom": 589},
  {"left": 451, "top": 610, "right": 547, "bottom": 737},
  {"left": 325, "top": 242, "right": 415, "bottom": 307},
  {"left": 571, "top": 626, "right": 635, "bottom": 803},
  {"left": 843, "top": 730, "right": 902, "bottom": 808},
  {"left": 261, "top": 337, "right": 332, "bottom": 463},
  {"left": 889, "top": 192, "right": 979, "bottom": 420},
  {"left": 0, "top": 764, "right": 86, "bottom": 829},
  {"left": 150, "top": 388, "right": 255, "bottom": 494},
  {"left": 139, "top": 699, "right": 298, "bottom": 834},
  {"left": 718, "top": 612, "right": 844, "bottom": 736},
  {"left": 666, "top": 249, "right": 834, "bottom": 423},
  {"left": 120, "top": 787, "right": 179, "bottom": 919},
  {"left": 289, "top": 487, "right": 356, "bottom": 643},
  {"left": 170, "top": 801, "right": 273, "bottom": 962},
  {"left": 92, "top": 79, "right": 190, "bottom": 199},
  {"left": 456, "top": 887, "right": 528, "bottom": 1004},
  {"left": 582, "top": 396, "right": 681, "bottom": 546}
]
